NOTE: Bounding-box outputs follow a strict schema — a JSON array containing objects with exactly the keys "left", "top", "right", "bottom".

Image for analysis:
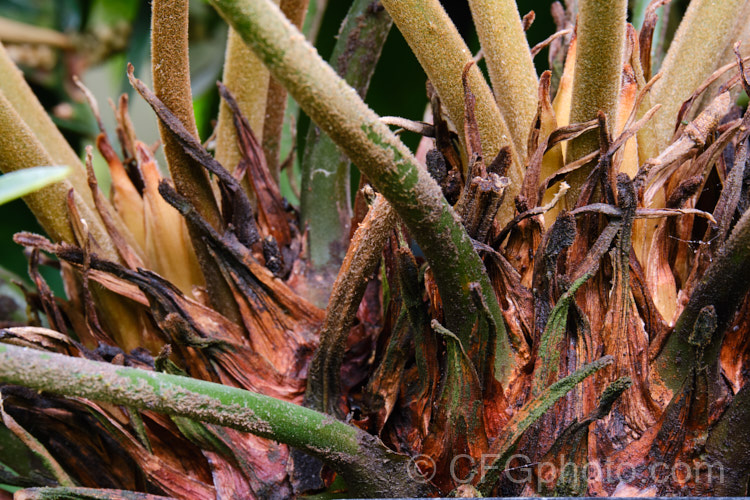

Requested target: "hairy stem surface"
[
  {"left": 0, "top": 44, "right": 86, "bottom": 191},
  {"left": 0, "top": 344, "right": 428, "bottom": 497},
  {"left": 262, "top": 0, "right": 309, "bottom": 180},
  {"left": 379, "top": 0, "right": 522, "bottom": 225},
  {"left": 0, "top": 93, "right": 117, "bottom": 260},
  {"left": 214, "top": 27, "right": 274, "bottom": 178},
  {"left": 150, "top": 0, "right": 240, "bottom": 321},
  {"left": 151, "top": 0, "right": 221, "bottom": 226},
  {"left": 209, "top": 0, "right": 517, "bottom": 385},
  {"left": 566, "top": 0, "right": 626, "bottom": 198},
  {"left": 306, "top": 195, "right": 396, "bottom": 415},
  {"left": 648, "top": 0, "right": 747, "bottom": 155},
  {"left": 467, "top": 0, "right": 538, "bottom": 160}
]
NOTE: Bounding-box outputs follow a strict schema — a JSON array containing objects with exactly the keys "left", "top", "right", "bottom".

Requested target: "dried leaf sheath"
[
  {"left": 210, "top": 0, "right": 516, "bottom": 389},
  {"left": 306, "top": 195, "right": 396, "bottom": 416},
  {"left": 139, "top": 143, "right": 203, "bottom": 295}
]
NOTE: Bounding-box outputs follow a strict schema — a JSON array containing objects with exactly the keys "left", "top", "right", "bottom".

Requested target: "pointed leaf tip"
[{"left": 0, "top": 165, "right": 71, "bottom": 206}]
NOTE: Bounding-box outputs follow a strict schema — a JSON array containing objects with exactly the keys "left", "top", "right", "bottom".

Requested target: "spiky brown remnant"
[{"left": 1, "top": 45, "right": 334, "bottom": 495}]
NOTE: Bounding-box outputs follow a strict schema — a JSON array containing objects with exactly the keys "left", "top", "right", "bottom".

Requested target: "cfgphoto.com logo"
[{"left": 405, "top": 453, "right": 725, "bottom": 487}]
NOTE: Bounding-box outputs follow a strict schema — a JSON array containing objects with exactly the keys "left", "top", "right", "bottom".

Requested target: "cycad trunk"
[{"left": 0, "top": 0, "right": 749, "bottom": 498}]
